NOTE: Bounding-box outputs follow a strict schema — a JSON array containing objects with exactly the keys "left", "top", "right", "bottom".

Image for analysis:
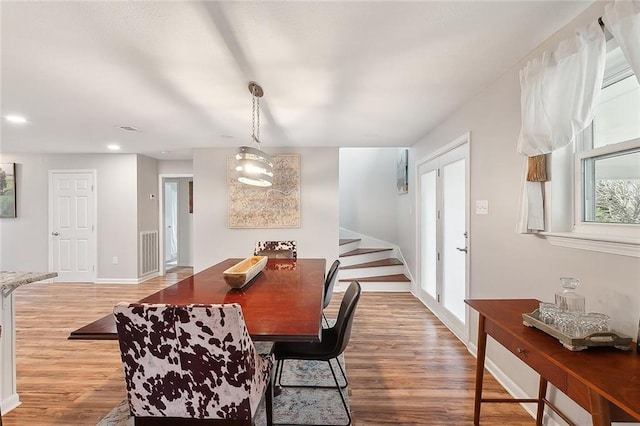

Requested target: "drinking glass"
[
  {"left": 576, "top": 313, "right": 610, "bottom": 337},
  {"left": 555, "top": 312, "right": 578, "bottom": 337},
  {"left": 538, "top": 302, "right": 559, "bottom": 325}
]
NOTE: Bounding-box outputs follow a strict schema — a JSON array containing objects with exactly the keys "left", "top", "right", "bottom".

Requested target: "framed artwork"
[
  {"left": 397, "top": 149, "right": 408, "bottom": 194},
  {"left": 228, "top": 154, "right": 300, "bottom": 228},
  {"left": 0, "top": 163, "right": 16, "bottom": 218}
]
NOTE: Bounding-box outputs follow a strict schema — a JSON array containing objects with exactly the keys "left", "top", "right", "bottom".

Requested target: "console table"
[
  {"left": 0, "top": 271, "right": 57, "bottom": 415},
  {"left": 466, "top": 299, "right": 640, "bottom": 426}
]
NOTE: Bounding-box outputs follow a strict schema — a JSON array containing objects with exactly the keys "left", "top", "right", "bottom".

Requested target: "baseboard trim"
[
  {"left": 1, "top": 394, "right": 21, "bottom": 415},
  {"left": 93, "top": 271, "right": 159, "bottom": 285},
  {"left": 94, "top": 278, "right": 142, "bottom": 285},
  {"left": 138, "top": 271, "right": 159, "bottom": 283}
]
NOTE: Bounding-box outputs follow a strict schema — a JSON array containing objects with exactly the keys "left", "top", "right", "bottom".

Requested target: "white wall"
[
  {"left": 339, "top": 148, "right": 403, "bottom": 244},
  {"left": 192, "top": 147, "right": 339, "bottom": 273},
  {"left": 0, "top": 153, "right": 140, "bottom": 280},
  {"left": 400, "top": 2, "right": 640, "bottom": 424},
  {"left": 158, "top": 160, "right": 192, "bottom": 175}
]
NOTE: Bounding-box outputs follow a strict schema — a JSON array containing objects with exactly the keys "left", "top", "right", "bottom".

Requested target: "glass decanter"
[{"left": 555, "top": 277, "right": 585, "bottom": 314}]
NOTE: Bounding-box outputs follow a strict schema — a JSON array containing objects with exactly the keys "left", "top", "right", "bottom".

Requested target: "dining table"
[{"left": 69, "top": 257, "right": 327, "bottom": 343}]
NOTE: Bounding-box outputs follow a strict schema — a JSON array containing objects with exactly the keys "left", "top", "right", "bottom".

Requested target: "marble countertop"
[{"left": 0, "top": 271, "right": 58, "bottom": 293}]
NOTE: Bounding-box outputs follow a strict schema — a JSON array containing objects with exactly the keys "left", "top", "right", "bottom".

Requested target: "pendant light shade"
[
  {"left": 236, "top": 81, "right": 273, "bottom": 187},
  {"left": 235, "top": 146, "right": 273, "bottom": 187}
]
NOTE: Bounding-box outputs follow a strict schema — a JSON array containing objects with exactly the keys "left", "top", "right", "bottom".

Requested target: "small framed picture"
[
  {"left": 0, "top": 163, "right": 16, "bottom": 218},
  {"left": 396, "top": 149, "right": 408, "bottom": 194},
  {"left": 636, "top": 317, "right": 640, "bottom": 353}
]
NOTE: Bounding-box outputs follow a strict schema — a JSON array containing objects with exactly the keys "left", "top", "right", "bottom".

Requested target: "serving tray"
[
  {"left": 522, "top": 309, "right": 633, "bottom": 352},
  {"left": 223, "top": 256, "right": 268, "bottom": 289}
]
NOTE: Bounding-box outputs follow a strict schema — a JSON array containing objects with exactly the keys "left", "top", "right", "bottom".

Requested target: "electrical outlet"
[
  {"left": 475, "top": 200, "right": 489, "bottom": 215},
  {"left": 112, "top": 256, "right": 119, "bottom": 265}
]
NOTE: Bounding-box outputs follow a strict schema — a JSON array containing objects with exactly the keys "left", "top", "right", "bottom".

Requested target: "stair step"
[
  {"left": 341, "top": 258, "right": 403, "bottom": 270},
  {"left": 338, "top": 239, "right": 362, "bottom": 256},
  {"left": 340, "top": 274, "right": 410, "bottom": 283},
  {"left": 340, "top": 248, "right": 392, "bottom": 257}
]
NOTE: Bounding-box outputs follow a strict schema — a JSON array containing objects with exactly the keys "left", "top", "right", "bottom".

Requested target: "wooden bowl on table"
[{"left": 223, "top": 256, "right": 268, "bottom": 289}]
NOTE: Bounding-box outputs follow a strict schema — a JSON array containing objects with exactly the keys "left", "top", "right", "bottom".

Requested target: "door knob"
[
  {"left": 456, "top": 247, "right": 468, "bottom": 253},
  {"left": 52, "top": 232, "right": 59, "bottom": 236}
]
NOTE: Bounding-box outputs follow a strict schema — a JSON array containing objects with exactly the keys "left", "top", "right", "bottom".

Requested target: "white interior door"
[
  {"left": 49, "top": 170, "right": 96, "bottom": 282},
  {"left": 417, "top": 136, "right": 469, "bottom": 340}
]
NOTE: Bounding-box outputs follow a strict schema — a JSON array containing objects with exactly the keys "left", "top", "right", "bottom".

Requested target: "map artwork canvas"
[{"left": 228, "top": 154, "right": 300, "bottom": 228}]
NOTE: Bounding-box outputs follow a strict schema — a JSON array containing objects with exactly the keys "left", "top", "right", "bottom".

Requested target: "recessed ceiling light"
[
  {"left": 107, "top": 144, "right": 121, "bottom": 151},
  {"left": 5, "top": 115, "right": 27, "bottom": 124},
  {"left": 161, "top": 151, "right": 169, "bottom": 155}
]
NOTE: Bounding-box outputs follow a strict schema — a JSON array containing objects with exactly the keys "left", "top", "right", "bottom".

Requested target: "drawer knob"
[{"left": 517, "top": 347, "right": 526, "bottom": 354}]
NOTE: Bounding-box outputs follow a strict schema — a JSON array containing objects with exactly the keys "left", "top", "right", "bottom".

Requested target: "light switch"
[{"left": 476, "top": 200, "right": 489, "bottom": 215}]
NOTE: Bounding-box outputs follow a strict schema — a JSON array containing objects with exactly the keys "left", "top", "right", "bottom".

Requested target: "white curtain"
[
  {"left": 604, "top": 0, "right": 640, "bottom": 84},
  {"left": 516, "top": 21, "right": 606, "bottom": 233}
]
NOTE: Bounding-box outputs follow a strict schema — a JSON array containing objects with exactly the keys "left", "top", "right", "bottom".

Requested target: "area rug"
[{"left": 97, "top": 355, "right": 349, "bottom": 426}]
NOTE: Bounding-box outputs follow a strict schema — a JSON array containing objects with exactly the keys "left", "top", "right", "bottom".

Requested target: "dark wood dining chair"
[
  {"left": 254, "top": 240, "right": 297, "bottom": 259},
  {"left": 113, "top": 302, "right": 273, "bottom": 425},
  {"left": 272, "top": 281, "right": 361, "bottom": 426}
]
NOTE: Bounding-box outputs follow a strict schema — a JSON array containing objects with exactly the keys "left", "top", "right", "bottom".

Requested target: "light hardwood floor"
[{"left": 3, "top": 268, "right": 533, "bottom": 425}]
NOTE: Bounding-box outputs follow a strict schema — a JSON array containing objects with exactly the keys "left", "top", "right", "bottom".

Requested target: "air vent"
[{"left": 118, "top": 125, "right": 139, "bottom": 132}]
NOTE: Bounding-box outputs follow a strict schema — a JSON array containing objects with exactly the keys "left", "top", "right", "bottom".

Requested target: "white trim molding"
[{"left": 540, "top": 232, "right": 640, "bottom": 258}]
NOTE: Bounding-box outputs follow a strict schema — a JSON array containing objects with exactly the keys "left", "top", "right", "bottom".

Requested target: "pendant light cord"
[{"left": 251, "top": 87, "right": 260, "bottom": 147}]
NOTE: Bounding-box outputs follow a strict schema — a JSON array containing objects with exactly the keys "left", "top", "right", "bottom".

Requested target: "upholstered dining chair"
[
  {"left": 272, "top": 281, "right": 361, "bottom": 426},
  {"left": 113, "top": 302, "right": 274, "bottom": 426},
  {"left": 254, "top": 240, "right": 297, "bottom": 259}
]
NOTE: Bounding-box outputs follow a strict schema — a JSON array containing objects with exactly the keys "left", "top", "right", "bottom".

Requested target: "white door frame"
[
  {"left": 415, "top": 133, "right": 471, "bottom": 342},
  {"left": 48, "top": 169, "right": 98, "bottom": 282},
  {"left": 158, "top": 173, "right": 192, "bottom": 276}
]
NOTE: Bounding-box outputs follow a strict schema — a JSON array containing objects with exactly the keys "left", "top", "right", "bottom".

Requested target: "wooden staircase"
[{"left": 338, "top": 239, "right": 411, "bottom": 292}]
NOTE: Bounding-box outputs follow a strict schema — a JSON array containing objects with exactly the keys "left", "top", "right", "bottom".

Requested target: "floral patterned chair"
[{"left": 113, "top": 302, "right": 273, "bottom": 425}]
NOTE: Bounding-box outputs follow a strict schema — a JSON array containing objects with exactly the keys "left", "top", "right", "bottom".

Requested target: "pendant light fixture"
[{"left": 235, "top": 81, "right": 273, "bottom": 187}]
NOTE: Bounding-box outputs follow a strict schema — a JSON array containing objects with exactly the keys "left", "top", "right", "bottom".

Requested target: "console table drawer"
[{"left": 485, "top": 319, "right": 567, "bottom": 392}]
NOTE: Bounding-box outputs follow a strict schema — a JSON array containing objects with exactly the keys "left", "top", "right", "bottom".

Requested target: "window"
[
  {"left": 577, "top": 40, "right": 640, "bottom": 225},
  {"left": 581, "top": 147, "right": 640, "bottom": 225},
  {"left": 545, "top": 38, "right": 640, "bottom": 256}
]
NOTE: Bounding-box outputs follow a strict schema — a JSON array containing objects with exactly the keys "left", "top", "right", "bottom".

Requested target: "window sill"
[{"left": 539, "top": 232, "right": 640, "bottom": 258}]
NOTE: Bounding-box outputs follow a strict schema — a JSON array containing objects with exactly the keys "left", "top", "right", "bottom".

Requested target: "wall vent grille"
[{"left": 140, "top": 230, "right": 159, "bottom": 276}]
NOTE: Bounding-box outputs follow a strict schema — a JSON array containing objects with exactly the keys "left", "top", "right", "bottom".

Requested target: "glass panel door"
[
  {"left": 420, "top": 169, "right": 438, "bottom": 299},
  {"left": 417, "top": 137, "right": 469, "bottom": 341},
  {"left": 442, "top": 158, "right": 467, "bottom": 323}
]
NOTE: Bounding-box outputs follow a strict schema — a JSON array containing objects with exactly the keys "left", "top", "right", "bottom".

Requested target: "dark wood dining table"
[{"left": 69, "top": 257, "right": 327, "bottom": 343}]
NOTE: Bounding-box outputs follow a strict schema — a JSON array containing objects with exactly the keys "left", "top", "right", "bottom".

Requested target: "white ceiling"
[{"left": 1, "top": 1, "right": 592, "bottom": 160}]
